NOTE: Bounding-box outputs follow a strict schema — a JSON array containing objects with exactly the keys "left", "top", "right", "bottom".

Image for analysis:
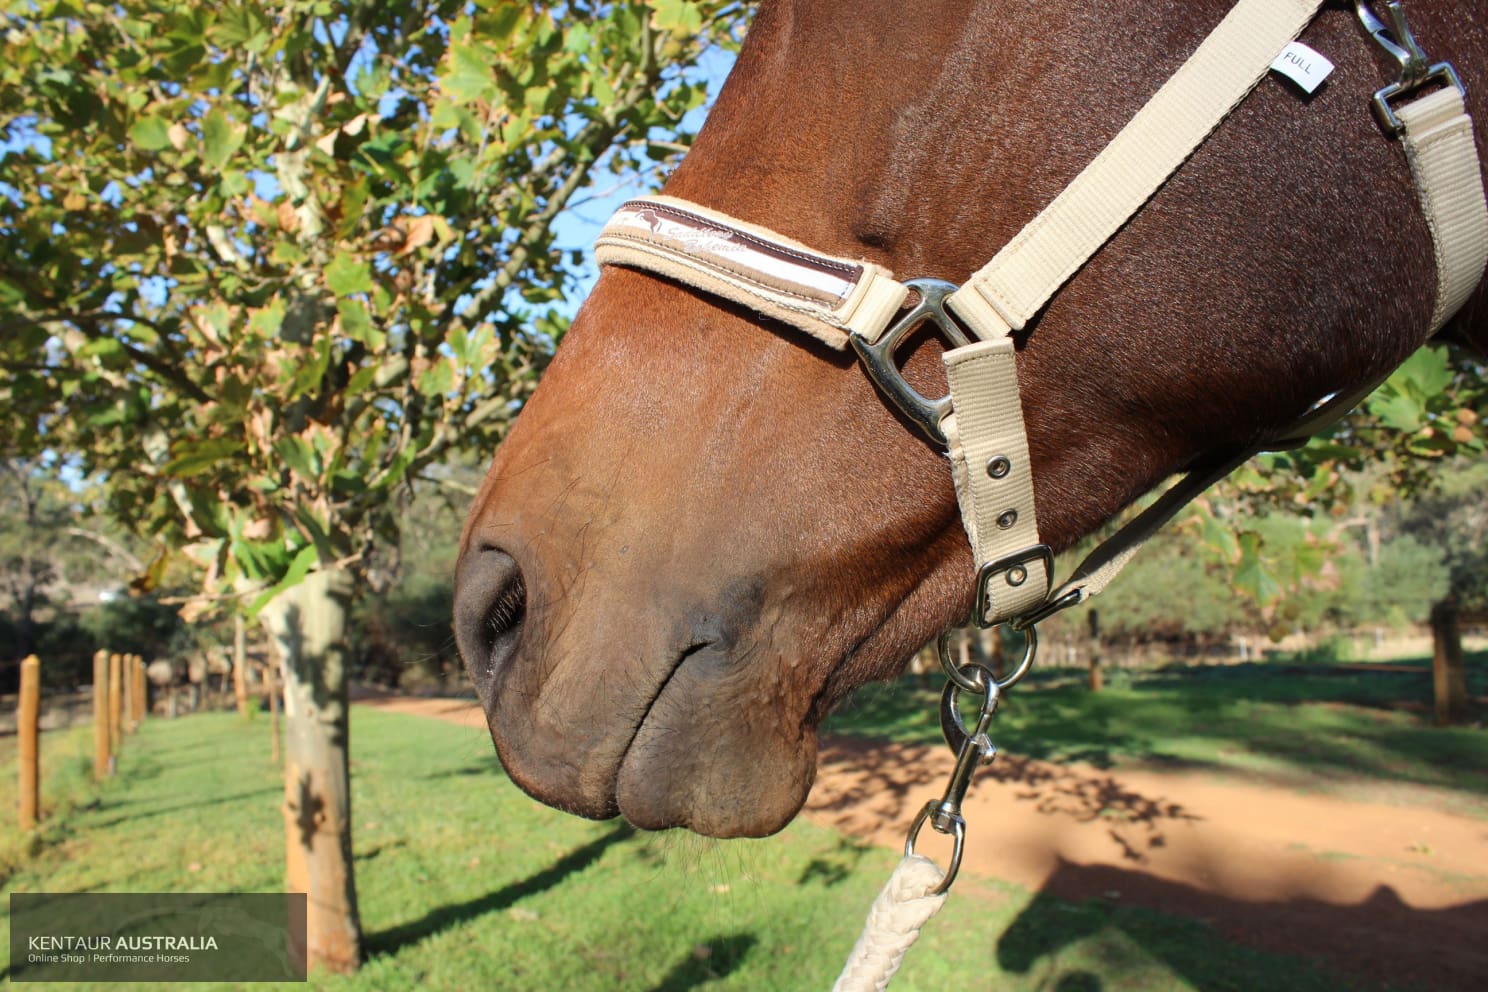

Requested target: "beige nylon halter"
[
  {"left": 596, "top": 0, "right": 1488, "bottom": 635},
  {"left": 593, "top": 3, "right": 1488, "bottom": 990}
]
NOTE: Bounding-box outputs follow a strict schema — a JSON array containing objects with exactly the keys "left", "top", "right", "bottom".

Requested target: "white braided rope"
[{"left": 831, "top": 855, "right": 949, "bottom": 992}]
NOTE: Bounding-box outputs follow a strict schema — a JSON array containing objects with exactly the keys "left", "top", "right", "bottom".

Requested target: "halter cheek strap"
[{"left": 593, "top": 0, "right": 1488, "bottom": 632}]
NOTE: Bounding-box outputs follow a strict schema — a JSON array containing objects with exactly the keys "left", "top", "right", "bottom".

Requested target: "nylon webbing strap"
[
  {"left": 946, "top": 0, "right": 1325, "bottom": 340},
  {"left": 943, "top": 341, "right": 1047, "bottom": 621},
  {"left": 1396, "top": 87, "right": 1488, "bottom": 332},
  {"left": 940, "top": 0, "right": 1324, "bottom": 624},
  {"left": 590, "top": 1, "right": 1488, "bottom": 634},
  {"left": 595, "top": 195, "right": 909, "bottom": 348}
]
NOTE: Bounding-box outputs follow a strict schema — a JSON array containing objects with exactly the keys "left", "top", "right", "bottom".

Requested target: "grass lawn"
[
  {"left": 826, "top": 652, "right": 1488, "bottom": 815},
  {"left": 0, "top": 707, "right": 1414, "bottom": 991}
]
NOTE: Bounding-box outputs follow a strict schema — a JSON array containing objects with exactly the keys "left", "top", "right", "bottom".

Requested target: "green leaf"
[
  {"left": 1369, "top": 393, "right": 1425, "bottom": 432},
  {"left": 247, "top": 545, "right": 319, "bottom": 617},
  {"left": 324, "top": 252, "right": 372, "bottom": 297},
  {"left": 128, "top": 115, "right": 172, "bottom": 151},
  {"left": 1389, "top": 346, "right": 1453, "bottom": 402},
  {"left": 275, "top": 434, "right": 320, "bottom": 482},
  {"left": 417, "top": 356, "right": 456, "bottom": 397},
  {"left": 201, "top": 107, "right": 245, "bottom": 169},
  {"left": 336, "top": 297, "right": 373, "bottom": 344},
  {"left": 443, "top": 40, "right": 496, "bottom": 103},
  {"left": 1233, "top": 533, "right": 1282, "bottom": 606},
  {"left": 652, "top": 0, "right": 704, "bottom": 33},
  {"left": 162, "top": 437, "right": 245, "bottom": 477}
]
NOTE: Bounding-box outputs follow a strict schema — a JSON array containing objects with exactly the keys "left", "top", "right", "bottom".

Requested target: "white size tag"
[{"left": 1271, "top": 42, "right": 1335, "bottom": 94}]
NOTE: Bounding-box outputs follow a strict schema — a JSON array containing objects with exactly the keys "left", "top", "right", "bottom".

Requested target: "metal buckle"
[
  {"left": 974, "top": 545, "right": 1053, "bottom": 628},
  {"left": 1355, "top": 1, "right": 1465, "bottom": 137},
  {"left": 848, "top": 278, "right": 972, "bottom": 446}
]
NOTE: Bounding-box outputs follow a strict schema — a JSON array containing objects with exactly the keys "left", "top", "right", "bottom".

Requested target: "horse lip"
[{"left": 618, "top": 639, "right": 715, "bottom": 762}]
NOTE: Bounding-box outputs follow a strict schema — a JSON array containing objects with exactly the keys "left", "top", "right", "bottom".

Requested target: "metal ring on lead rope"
[{"left": 936, "top": 624, "right": 1038, "bottom": 695}]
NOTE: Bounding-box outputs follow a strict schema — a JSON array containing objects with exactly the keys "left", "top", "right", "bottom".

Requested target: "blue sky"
[{"left": 548, "top": 43, "right": 738, "bottom": 307}]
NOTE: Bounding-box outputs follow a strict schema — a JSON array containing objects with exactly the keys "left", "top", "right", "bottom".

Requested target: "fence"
[{"left": 17, "top": 650, "right": 149, "bottom": 831}]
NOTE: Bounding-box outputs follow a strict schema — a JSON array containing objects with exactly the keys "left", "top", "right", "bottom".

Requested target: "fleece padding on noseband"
[{"left": 596, "top": 195, "right": 909, "bottom": 349}]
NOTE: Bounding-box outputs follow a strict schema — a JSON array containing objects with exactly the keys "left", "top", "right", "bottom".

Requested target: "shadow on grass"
[
  {"left": 1000, "top": 857, "right": 1488, "bottom": 992},
  {"left": 365, "top": 821, "right": 635, "bottom": 957},
  {"left": 84, "top": 787, "right": 282, "bottom": 831},
  {"left": 649, "top": 934, "right": 756, "bottom": 992},
  {"left": 825, "top": 657, "right": 1488, "bottom": 797},
  {"left": 797, "top": 836, "right": 876, "bottom": 888},
  {"left": 417, "top": 761, "right": 501, "bottom": 780}
]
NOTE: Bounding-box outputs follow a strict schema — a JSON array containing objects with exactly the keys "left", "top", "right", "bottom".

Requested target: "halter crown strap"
[{"left": 592, "top": 0, "right": 1488, "bottom": 631}]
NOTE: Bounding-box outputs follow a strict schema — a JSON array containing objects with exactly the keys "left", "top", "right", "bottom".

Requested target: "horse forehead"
[{"left": 733, "top": 0, "right": 1232, "bottom": 264}]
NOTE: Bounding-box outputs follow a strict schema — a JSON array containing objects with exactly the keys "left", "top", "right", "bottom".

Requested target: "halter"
[{"left": 594, "top": 1, "right": 1486, "bottom": 977}]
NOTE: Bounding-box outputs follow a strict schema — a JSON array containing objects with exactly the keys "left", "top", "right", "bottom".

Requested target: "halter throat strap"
[{"left": 593, "top": 0, "right": 1488, "bottom": 630}]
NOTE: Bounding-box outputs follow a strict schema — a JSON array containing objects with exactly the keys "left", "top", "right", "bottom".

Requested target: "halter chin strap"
[{"left": 594, "top": 0, "right": 1488, "bottom": 632}]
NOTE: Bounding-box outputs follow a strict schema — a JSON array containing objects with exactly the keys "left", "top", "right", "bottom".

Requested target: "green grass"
[
  {"left": 826, "top": 653, "right": 1488, "bottom": 814},
  {"left": 0, "top": 710, "right": 1410, "bottom": 991},
  {"left": 0, "top": 722, "right": 102, "bottom": 886}
]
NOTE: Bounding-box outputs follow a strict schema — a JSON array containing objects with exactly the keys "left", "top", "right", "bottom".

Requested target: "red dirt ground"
[{"left": 359, "top": 694, "right": 1488, "bottom": 991}]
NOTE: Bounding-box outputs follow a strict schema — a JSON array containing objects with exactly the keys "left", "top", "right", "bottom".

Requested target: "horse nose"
[{"left": 454, "top": 545, "right": 527, "bottom": 705}]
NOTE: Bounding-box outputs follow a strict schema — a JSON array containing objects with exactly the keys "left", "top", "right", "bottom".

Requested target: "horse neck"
[{"left": 662, "top": 0, "right": 1487, "bottom": 548}]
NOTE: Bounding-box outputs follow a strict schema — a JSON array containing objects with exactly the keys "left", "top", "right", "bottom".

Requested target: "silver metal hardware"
[
  {"left": 936, "top": 624, "right": 1039, "bottom": 696},
  {"left": 849, "top": 279, "right": 972, "bottom": 446},
  {"left": 997, "top": 509, "right": 1018, "bottom": 529},
  {"left": 975, "top": 545, "right": 1054, "bottom": 627},
  {"left": 1355, "top": 1, "right": 1465, "bottom": 137},
  {"left": 987, "top": 455, "right": 1012, "bottom": 479},
  {"left": 905, "top": 664, "right": 1000, "bottom": 895}
]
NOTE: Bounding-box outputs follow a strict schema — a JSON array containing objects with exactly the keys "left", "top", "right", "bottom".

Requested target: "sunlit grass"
[
  {"left": 826, "top": 653, "right": 1488, "bottom": 815},
  {"left": 0, "top": 709, "right": 1398, "bottom": 991}
]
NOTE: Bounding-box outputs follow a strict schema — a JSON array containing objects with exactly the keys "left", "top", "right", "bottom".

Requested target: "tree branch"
[
  {"left": 2, "top": 311, "right": 214, "bottom": 404},
  {"left": 62, "top": 527, "right": 147, "bottom": 573}
]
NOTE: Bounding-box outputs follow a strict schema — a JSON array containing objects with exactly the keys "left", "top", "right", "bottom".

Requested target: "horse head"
[{"left": 456, "top": 0, "right": 1486, "bottom": 838}]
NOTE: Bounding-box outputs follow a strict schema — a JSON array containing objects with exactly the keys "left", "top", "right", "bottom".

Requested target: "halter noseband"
[
  {"left": 595, "top": 0, "right": 1488, "bottom": 639},
  {"left": 589, "top": 1, "right": 1488, "bottom": 972}
]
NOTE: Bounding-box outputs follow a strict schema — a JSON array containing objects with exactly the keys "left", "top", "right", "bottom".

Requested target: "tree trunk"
[
  {"left": 1430, "top": 597, "right": 1468, "bottom": 726},
  {"left": 1087, "top": 609, "right": 1104, "bottom": 693},
  {"left": 269, "top": 669, "right": 282, "bottom": 765},
  {"left": 258, "top": 568, "right": 362, "bottom": 974},
  {"left": 233, "top": 613, "right": 251, "bottom": 718}
]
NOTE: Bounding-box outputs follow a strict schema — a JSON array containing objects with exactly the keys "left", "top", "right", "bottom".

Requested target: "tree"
[{"left": 2, "top": 0, "right": 744, "bottom": 971}]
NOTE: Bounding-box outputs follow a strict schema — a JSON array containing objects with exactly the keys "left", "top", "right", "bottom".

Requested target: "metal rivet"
[
  {"left": 997, "top": 510, "right": 1018, "bottom": 530},
  {"left": 1006, "top": 566, "right": 1028, "bottom": 587},
  {"left": 986, "top": 456, "right": 1012, "bottom": 479}
]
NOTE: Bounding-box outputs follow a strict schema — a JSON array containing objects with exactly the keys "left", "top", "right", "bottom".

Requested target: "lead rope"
[
  {"left": 830, "top": 855, "right": 949, "bottom": 992},
  {"left": 834, "top": 654, "right": 1020, "bottom": 992}
]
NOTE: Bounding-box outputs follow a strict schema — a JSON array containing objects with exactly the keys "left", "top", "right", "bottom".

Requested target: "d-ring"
[{"left": 936, "top": 624, "right": 1038, "bottom": 695}]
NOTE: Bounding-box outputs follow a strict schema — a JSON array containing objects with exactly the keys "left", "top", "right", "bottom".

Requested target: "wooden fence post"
[
  {"left": 108, "top": 652, "right": 123, "bottom": 758},
  {"left": 132, "top": 655, "right": 147, "bottom": 725},
  {"left": 18, "top": 655, "right": 40, "bottom": 830},
  {"left": 93, "top": 650, "right": 111, "bottom": 780},
  {"left": 1431, "top": 597, "right": 1469, "bottom": 726},
  {"left": 122, "top": 652, "right": 135, "bottom": 734},
  {"left": 234, "top": 613, "right": 251, "bottom": 718}
]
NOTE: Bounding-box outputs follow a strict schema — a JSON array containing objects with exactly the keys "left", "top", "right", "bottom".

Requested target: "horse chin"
[
  {"left": 612, "top": 642, "right": 819, "bottom": 838},
  {"left": 469, "top": 572, "right": 828, "bottom": 838}
]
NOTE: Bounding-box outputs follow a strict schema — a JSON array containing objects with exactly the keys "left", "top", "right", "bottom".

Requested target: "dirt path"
[{"left": 360, "top": 694, "right": 1488, "bottom": 990}]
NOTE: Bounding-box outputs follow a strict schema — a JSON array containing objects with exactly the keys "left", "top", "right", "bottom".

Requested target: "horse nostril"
[{"left": 454, "top": 546, "right": 527, "bottom": 703}]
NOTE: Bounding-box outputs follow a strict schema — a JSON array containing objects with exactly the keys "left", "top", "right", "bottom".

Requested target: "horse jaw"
[{"left": 455, "top": 271, "right": 968, "bottom": 837}]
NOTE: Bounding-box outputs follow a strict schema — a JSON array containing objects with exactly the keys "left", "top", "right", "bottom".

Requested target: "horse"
[{"left": 454, "top": 0, "right": 1487, "bottom": 841}]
